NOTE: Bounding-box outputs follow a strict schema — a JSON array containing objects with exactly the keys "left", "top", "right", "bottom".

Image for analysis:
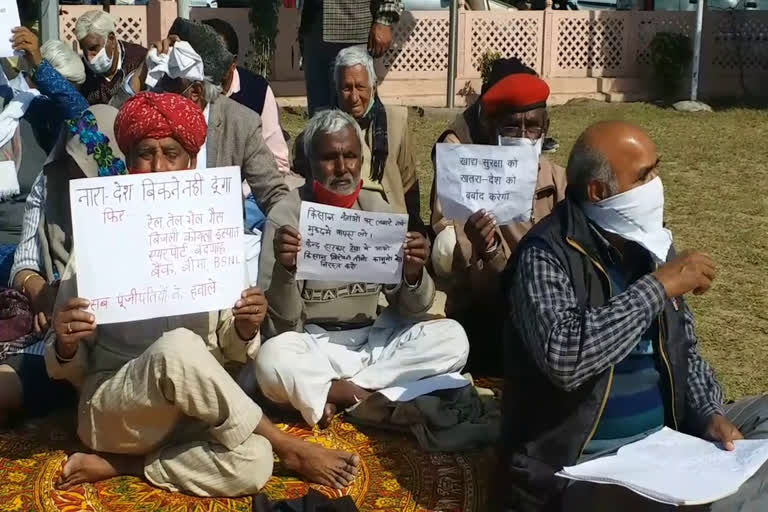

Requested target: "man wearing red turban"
[
  {"left": 51, "top": 91, "right": 361, "bottom": 497},
  {"left": 428, "top": 62, "right": 568, "bottom": 377},
  {"left": 114, "top": 92, "right": 208, "bottom": 173}
]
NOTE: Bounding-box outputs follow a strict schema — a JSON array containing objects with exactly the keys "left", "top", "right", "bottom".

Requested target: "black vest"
[
  {"left": 230, "top": 66, "right": 269, "bottom": 116},
  {"left": 496, "top": 197, "right": 699, "bottom": 512}
]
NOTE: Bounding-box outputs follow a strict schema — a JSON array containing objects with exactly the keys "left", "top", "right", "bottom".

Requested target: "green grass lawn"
[{"left": 281, "top": 102, "right": 768, "bottom": 401}]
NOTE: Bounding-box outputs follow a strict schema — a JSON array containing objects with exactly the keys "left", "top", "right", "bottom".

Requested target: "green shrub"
[{"left": 649, "top": 32, "right": 693, "bottom": 99}]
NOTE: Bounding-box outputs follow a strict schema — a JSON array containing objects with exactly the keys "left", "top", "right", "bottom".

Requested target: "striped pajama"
[{"left": 76, "top": 328, "right": 273, "bottom": 497}]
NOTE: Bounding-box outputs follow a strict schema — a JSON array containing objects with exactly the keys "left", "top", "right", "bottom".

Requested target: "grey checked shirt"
[
  {"left": 510, "top": 243, "right": 724, "bottom": 422},
  {"left": 323, "top": 0, "right": 403, "bottom": 44}
]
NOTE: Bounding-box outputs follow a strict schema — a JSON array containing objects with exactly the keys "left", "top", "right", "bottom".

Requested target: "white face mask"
[
  {"left": 582, "top": 176, "right": 673, "bottom": 263},
  {"left": 86, "top": 45, "right": 113, "bottom": 75},
  {"left": 498, "top": 135, "right": 543, "bottom": 160}
]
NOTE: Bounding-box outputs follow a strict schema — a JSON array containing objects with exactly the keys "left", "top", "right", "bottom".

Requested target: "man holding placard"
[
  {"left": 45, "top": 94, "right": 360, "bottom": 496},
  {"left": 431, "top": 70, "right": 567, "bottom": 376},
  {"left": 253, "top": 109, "right": 469, "bottom": 428}
]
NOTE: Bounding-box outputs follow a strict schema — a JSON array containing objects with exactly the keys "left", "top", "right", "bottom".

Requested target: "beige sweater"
[{"left": 258, "top": 188, "right": 435, "bottom": 338}]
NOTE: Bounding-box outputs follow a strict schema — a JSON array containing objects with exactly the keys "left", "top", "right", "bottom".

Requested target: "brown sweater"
[
  {"left": 258, "top": 188, "right": 435, "bottom": 339},
  {"left": 81, "top": 41, "right": 147, "bottom": 106}
]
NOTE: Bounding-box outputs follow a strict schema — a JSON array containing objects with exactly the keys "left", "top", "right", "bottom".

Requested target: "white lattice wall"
[
  {"left": 707, "top": 11, "right": 768, "bottom": 73},
  {"left": 547, "top": 12, "right": 629, "bottom": 77},
  {"left": 59, "top": 5, "right": 148, "bottom": 49},
  {"left": 463, "top": 11, "right": 544, "bottom": 77},
  {"left": 634, "top": 12, "right": 693, "bottom": 71},
  {"left": 382, "top": 11, "right": 451, "bottom": 79}
]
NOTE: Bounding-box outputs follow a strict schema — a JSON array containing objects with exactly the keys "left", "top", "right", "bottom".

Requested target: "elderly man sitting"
[
  {"left": 47, "top": 93, "right": 359, "bottom": 495},
  {"left": 500, "top": 121, "right": 768, "bottom": 511},
  {"left": 333, "top": 46, "right": 424, "bottom": 234},
  {"left": 430, "top": 68, "right": 566, "bottom": 375},
  {"left": 74, "top": 10, "right": 147, "bottom": 105},
  {"left": 252, "top": 109, "right": 469, "bottom": 429}
]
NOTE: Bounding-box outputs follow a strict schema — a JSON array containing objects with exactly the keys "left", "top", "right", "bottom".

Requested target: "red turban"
[
  {"left": 114, "top": 92, "right": 207, "bottom": 159},
  {"left": 480, "top": 73, "right": 550, "bottom": 115}
]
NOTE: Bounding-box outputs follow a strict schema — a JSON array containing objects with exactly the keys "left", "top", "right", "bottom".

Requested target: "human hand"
[
  {"left": 368, "top": 23, "right": 393, "bottom": 58},
  {"left": 54, "top": 298, "right": 97, "bottom": 360},
  {"left": 151, "top": 34, "right": 180, "bottom": 55},
  {"left": 705, "top": 414, "right": 744, "bottom": 451},
  {"left": 464, "top": 209, "right": 498, "bottom": 254},
  {"left": 652, "top": 250, "right": 716, "bottom": 298},
  {"left": 403, "top": 231, "right": 429, "bottom": 285},
  {"left": 11, "top": 27, "right": 42, "bottom": 67},
  {"left": 275, "top": 225, "right": 301, "bottom": 272},
  {"left": 34, "top": 311, "right": 50, "bottom": 334},
  {"left": 234, "top": 287, "right": 267, "bottom": 340},
  {"left": 31, "top": 281, "right": 57, "bottom": 334}
]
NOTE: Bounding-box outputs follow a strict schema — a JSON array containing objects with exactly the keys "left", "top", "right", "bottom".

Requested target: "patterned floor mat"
[{"left": 0, "top": 410, "right": 495, "bottom": 512}]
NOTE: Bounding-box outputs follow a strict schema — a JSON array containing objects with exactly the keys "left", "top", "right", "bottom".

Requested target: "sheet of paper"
[
  {"left": 70, "top": 167, "right": 245, "bottom": 324},
  {"left": 296, "top": 201, "right": 408, "bottom": 284},
  {"left": 377, "top": 373, "right": 471, "bottom": 402},
  {"left": 435, "top": 142, "right": 539, "bottom": 224},
  {"left": 0, "top": 1, "right": 20, "bottom": 58},
  {"left": 557, "top": 427, "right": 768, "bottom": 505}
]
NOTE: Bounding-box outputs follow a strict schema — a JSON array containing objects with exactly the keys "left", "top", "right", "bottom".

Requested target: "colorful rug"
[{"left": 0, "top": 404, "right": 497, "bottom": 512}]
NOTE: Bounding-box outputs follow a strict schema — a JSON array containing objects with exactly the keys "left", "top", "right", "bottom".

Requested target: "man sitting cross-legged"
[
  {"left": 46, "top": 93, "right": 359, "bottom": 496},
  {"left": 252, "top": 109, "right": 469, "bottom": 429}
]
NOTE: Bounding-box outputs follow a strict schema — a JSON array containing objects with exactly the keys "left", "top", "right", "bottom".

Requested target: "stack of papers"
[{"left": 556, "top": 427, "right": 768, "bottom": 505}]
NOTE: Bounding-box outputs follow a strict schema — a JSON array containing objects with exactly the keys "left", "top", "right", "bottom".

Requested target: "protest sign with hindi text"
[
  {"left": 0, "top": 0, "right": 20, "bottom": 58},
  {"left": 435, "top": 142, "right": 540, "bottom": 224},
  {"left": 296, "top": 202, "right": 407, "bottom": 284},
  {"left": 69, "top": 167, "right": 245, "bottom": 324}
]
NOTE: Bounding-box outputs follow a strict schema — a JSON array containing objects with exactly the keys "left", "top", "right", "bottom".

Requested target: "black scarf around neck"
[{"left": 360, "top": 95, "right": 388, "bottom": 183}]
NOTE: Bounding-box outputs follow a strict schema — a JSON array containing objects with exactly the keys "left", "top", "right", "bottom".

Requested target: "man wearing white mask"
[
  {"left": 499, "top": 121, "right": 768, "bottom": 511},
  {"left": 75, "top": 10, "right": 147, "bottom": 105},
  {"left": 429, "top": 70, "right": 566, "bottom": 376}
]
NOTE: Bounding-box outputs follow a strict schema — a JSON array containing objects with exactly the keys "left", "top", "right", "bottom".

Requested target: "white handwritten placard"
[
  {"left": 296, "top": 201, "right": 408, "bottom": 284},
  {"left": 435, "top": 142, "right": 539, "bottom": 224},
  {"left": 69, "top": 167, "right": 245, "bottom": 324},
  {"left": 0, "top": 0, "right": 20, "bottom": 58}
]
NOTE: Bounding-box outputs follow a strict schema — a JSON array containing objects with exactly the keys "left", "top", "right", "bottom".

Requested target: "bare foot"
[
  {"left": 58, "top": 453, "right": 119, "bottom": 490},
  {"left": 318, "top": 403, "right": 337, "bottom": 430},
  {"left": 57, "top": 452, "right": 142, "bottom": 490},
  {"left": 327, "top": 380, "right": 372, "bottom": 410},
  {"left": 277, "top": 436, "right": 360, "bottom": 489}
]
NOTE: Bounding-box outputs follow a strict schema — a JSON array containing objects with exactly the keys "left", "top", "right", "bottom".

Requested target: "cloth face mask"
[
  {"left": 86, "top": 46, "right": 113, "bottom": 75},
  {"left": 582, "top": 176, "right": 673, "bottom": 263}
]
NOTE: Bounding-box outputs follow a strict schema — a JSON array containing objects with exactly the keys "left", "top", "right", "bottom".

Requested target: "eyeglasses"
[{"left": 498, "top": 125, "right": 544, "bottom": 141}]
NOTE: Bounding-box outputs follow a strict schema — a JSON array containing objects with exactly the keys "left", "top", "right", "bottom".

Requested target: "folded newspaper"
[{"left": 556, "top": 427, "right": 768, "bottom": 505}]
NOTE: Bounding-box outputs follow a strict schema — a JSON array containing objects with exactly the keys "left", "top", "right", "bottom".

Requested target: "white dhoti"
[
  {"left": 77, "top": 328, "right": 273, "bottom": 497},
  {"left": 252, "top": 314, "right": 469, "bottom": 426}
]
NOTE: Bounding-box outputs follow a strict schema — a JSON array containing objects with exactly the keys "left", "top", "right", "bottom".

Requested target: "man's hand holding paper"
[{"left": 435, "top": 142, "right": 540, "bottom": 225}]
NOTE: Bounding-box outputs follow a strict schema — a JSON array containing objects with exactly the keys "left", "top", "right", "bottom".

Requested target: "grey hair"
[
  {"left": 74, "top": 10, "right": 115, "bottom": 42},
  {"left": 41, "top": 40, "right": 86, "bottom": 85},
  {"left": 566, "top": 134, "right": 619, "bottom": 202},
  {"left": 334, "top": 46, "right": 377, "bottom": 92},
  {"left": 303, "top": 109, "right": 365, "bottom": 167},
  {"left": 202, "top": 81, "right": 222, "bottom": 104}
]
